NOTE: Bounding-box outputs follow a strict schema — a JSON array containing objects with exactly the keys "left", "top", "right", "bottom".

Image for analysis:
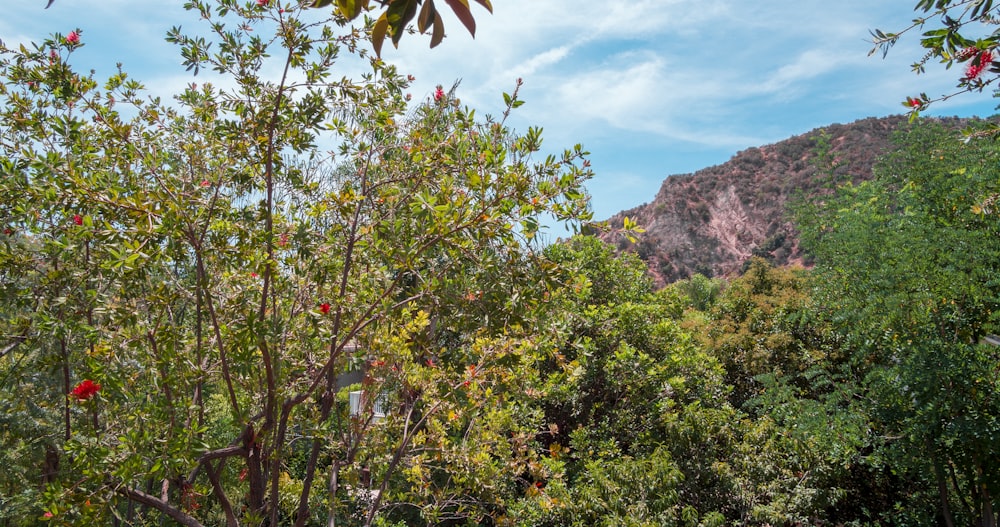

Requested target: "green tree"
[
  {"left": 694, "top": 259, "right": 841, "bottom": 411},
  {"left": 0, "top": 2, "right": 594, "bottom": 526},
  {"left": 799, "top": 119, "right": 1000, "bottom": 527},
  {"left": 520, "top": 237, "right": 740, "bottom": 526}
]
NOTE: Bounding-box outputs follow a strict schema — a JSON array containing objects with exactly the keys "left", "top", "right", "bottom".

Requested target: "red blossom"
[
  {"left": 434, "top": 86, "right": 445, "bottom": 102},
  {"left": 256, "top": 0, "right": 268, "bottom": 5},
  {"left": 250, "top": 272, "right": 258, "bottom": 278},
  {"left": 319, "top": 302, "right": 331, "bottom": 314},
  {"left": 200, "top": 179, "right": 211, "bottom": 187},
  {"left": 72, "top": 214, "right": 83, "bottom": 226},
  {"left": 70, "top": 379, "right": 101, "bottom": 400},
  {"left": 65, "top": 31, "right": 80, "bottom": 45},
  {"left": 965, "top": 50, "right": 995, "bottom": 80},
  {"left": 43, "top": 512, "right": 53, "bottom": 519}
]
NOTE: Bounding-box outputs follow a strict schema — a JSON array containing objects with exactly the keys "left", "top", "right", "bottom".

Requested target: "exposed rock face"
[{"left": 603, "top": 115, "right": 974, "bottom": 286}]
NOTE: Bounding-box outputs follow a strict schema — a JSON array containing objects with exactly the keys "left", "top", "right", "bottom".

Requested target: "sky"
[{"left": 4, "top": 0, "right": 999, "bottom": 233}]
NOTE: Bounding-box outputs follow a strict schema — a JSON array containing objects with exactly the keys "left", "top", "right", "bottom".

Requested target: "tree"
[
  {"left": 799, "top": 119, "right": 1000, "bottom": 527},
  {"left": 0, "top": 2, "right": 594, "bottom": 525}
]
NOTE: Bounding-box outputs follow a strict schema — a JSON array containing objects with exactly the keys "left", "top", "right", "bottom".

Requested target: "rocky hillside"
[{"left": 603, "top": 115, "right": 973, "bottom": 286}]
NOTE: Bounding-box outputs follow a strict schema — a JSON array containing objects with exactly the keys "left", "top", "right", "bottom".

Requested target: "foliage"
[
  {"left": 543, "top": 235, "right": 652, "bottom": 307},
  {"left": 692, "top": 259, "right": 842, "bottom": 411},
  {"left": 870, "top": 0, "right": 1000, "bottom": 125},
  {"left": 668, "top": 273, "right": 724, "bottom": 312},
  {"left": 799, "top": 119, "right": 1000, "bottom": 526},
  {"left": 44, "top": 0, "right": 494, "bottom": 57},
  {"left": 309, "top": 0, "right": 494, "bottom": 56},
  {"left": 0, "top": 2, "right": 594, "bottom": 525}
]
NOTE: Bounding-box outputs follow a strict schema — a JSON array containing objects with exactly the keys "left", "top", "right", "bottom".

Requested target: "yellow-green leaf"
[{"left": 372, "top": 12, "right": 389, "bottom": 56}]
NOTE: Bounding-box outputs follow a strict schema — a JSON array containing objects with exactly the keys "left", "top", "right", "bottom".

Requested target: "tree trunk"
[{"left": 932, "top": 450, "right": 956, "bottom": 527}]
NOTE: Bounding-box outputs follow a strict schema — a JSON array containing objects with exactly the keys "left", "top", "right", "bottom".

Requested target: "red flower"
[
  {"left": 965, "top": 50, "right": 994, "bottom": 80},
  {"left": 72, "top": 214, "right": 83, "bottom": 226},
  {"left": 65, "top": 31, "right": 80, "bottom": 45},
  {"left": 43, "top": 512, "right": 53, "bottom": 519},
  {"left": 250, "top": 272, "right": 258, "bottom": 278},
  {"left": 70, "top": 379, "right": 101, "bottom": 400},
  {"left": 200, "top": 179, "right": 211, "bottom": 187},
  {"left": 319, "top": 302, "right": 331, "bottom": 314},
  {"left": 434, "top": 86, "right": 445, "bottom": 102}
]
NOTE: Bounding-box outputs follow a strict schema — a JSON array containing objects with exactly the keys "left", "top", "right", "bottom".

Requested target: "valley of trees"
[{"left": 2, "top": 1, "right": 1000, "bottom": 526}]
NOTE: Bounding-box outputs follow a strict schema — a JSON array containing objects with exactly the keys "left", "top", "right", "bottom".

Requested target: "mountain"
[{"left": 602, "top": 115, "right": 974, "bottom": 286}]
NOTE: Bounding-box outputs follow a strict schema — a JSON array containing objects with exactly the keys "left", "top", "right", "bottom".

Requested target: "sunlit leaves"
[{"left": 2, "top": 2, "right": 592, "bottom": 524}]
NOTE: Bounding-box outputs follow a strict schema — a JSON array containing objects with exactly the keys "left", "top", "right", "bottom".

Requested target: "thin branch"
[
  {"left": 205, "top": 459, "right": 240, "bottom": 527},
  {"left": 0, "top": 335, "right": 26, "bottom": 360}
]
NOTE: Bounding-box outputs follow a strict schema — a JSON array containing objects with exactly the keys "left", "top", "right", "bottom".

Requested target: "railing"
[{"left": 349, "top": 390, "right": 387, "bottom": 419}]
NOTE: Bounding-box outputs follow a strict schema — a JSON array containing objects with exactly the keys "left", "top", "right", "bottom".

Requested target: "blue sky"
[{"left": 4, "top": 0, "right": 999, "bottom": 232}]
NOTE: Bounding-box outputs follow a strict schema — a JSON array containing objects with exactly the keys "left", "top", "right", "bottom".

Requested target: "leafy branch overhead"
[
  {"left": 870, "top": 0, "right": 1000, "bottom": 122},
  {"left": 310, "top": 0, "right": 493, "bottom": 55},
  {"left": 44, "top": 0, "right": 492, "bottom": 56}
]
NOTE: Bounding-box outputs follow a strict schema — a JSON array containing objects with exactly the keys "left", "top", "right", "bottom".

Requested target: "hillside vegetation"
[{"left": 605, "top": 115, "right": 980, "bottom": 284}]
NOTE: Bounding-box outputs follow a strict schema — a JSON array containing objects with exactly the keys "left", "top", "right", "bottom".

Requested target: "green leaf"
[{"left": 386, "top": 0, "right": 420, "bottom": 46}]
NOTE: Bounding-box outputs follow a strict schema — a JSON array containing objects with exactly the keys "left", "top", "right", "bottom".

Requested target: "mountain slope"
[{"left": 603, "top": 115, "right": 974, "bottom": 285}]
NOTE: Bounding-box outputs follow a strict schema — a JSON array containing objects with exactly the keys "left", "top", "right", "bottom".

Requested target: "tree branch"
[{"left": 119, "top": 487, "right": 204, "bottom": 527}]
